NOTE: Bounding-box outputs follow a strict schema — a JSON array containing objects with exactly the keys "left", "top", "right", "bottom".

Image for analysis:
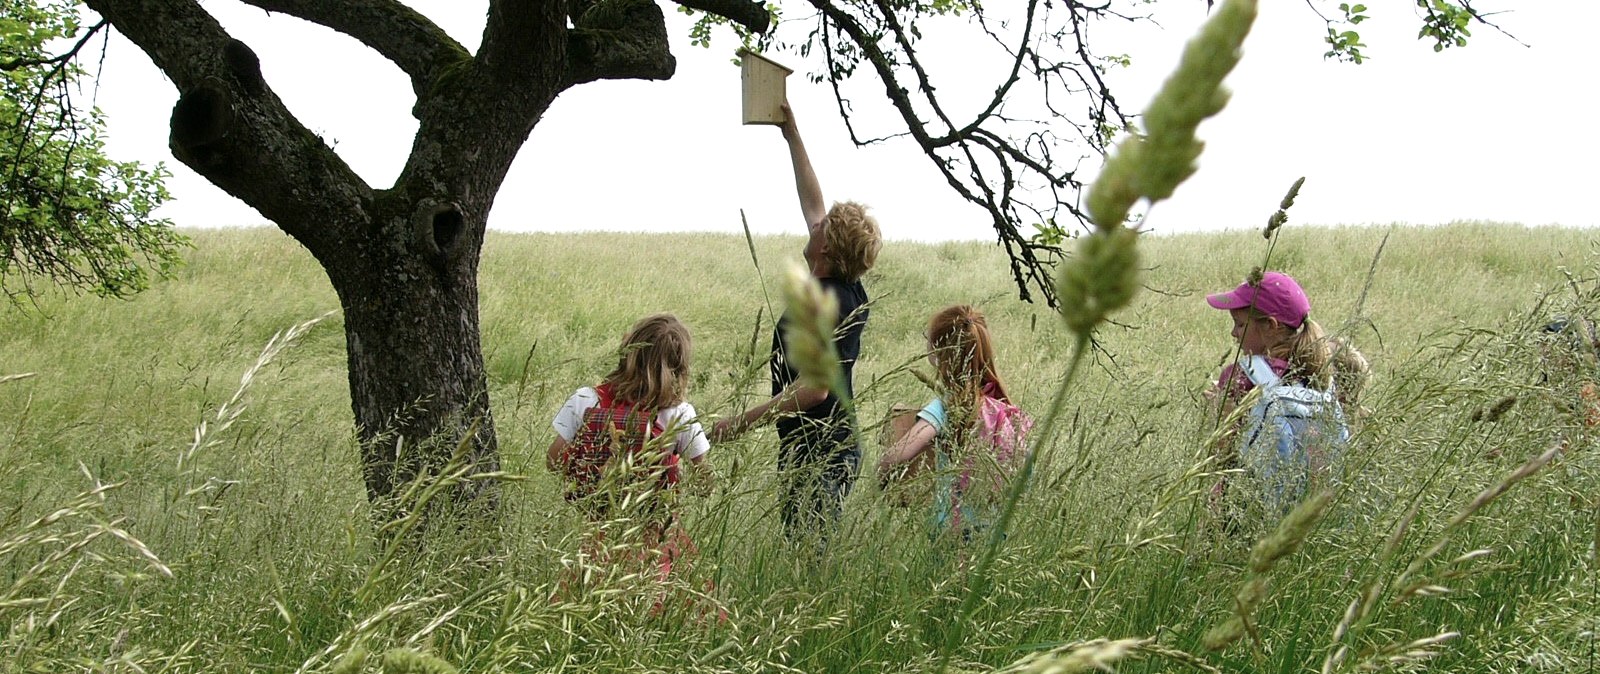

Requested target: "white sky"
[{"left": 86, "top": 1, "right": 1598, "bottom": 242}]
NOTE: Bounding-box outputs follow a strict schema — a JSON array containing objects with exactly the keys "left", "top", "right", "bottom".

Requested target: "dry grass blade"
[
  {"left": 176, "top": 310, "right": 337, "bottom": 476},
  {"left": 996, "top": 637, "right": 1222, "bottom": 674}
]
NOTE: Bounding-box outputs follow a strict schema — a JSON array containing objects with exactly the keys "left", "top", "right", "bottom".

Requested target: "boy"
[{"left": 712, "top": 101, "right": 881, "bottom": 543}]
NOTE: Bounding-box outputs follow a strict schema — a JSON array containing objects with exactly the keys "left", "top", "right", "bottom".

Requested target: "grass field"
[{"left": 2, "top": 222, "right": 1597, "bottom": 673}]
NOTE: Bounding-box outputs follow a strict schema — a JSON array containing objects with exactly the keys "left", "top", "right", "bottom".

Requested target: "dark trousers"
[{"left": 777, "top": 434, "right": 860, "bottom": 545}]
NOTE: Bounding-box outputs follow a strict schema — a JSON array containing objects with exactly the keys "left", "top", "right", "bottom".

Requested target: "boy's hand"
[
  {"left": 709, "top": 417, "right": 740, "bottom": 443},
  {"left": 779, "top": 101, "right": 797, "bottom": 138}
]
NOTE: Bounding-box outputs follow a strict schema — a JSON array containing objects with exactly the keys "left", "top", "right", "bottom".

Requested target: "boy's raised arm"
[{"left": 780, "top": 102, "right": 827, "bottom": 232}]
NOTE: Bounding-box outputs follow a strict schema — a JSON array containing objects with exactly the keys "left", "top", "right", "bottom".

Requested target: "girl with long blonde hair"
[{"left": 547, "top": 313, "right": 712, "bottom": 583}]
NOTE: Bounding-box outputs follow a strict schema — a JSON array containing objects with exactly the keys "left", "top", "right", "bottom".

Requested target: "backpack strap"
[
  {"left": 594, "top": 383, "right": 616, "bottom": 409},
  {"left": 1240, "top": 354, "right": 1282, "bottom": 389}
]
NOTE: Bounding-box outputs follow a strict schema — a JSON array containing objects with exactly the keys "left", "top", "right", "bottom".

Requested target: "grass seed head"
[
  {"left": 1264, "top": 177, "right": 1306, "bottom": 238},
  {"left": 329, "top": 646, "right": 370, "bottom": 674},
  {"left": 379, "top": 647, "right": 458, "bottom": 674},
  {"left": 782, "top": 261, "right": 843, "bottom": 392},
  {"left": 1057, "top": 228, "right": 1141, "bottom": 337},
  {"left": 1250, "top": 490, "right": 1334, "bottom": 573},
  {"left": 1003, "top": 637, "right": 1149, "bottom": 673}
]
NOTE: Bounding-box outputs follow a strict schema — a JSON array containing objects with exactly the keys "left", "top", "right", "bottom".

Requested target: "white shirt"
[{"left": 551, "top": 387, "right": 711, "bottom": 461}]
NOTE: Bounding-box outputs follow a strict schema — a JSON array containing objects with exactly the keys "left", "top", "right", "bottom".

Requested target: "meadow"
[{"left": 1, "top": 222, "right": 1596, "bottom": 673}]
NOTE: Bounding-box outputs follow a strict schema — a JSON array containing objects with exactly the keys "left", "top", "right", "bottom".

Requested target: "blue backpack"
[{"left": 1237, "top": 355, "right": 1350, "bottom": 513}]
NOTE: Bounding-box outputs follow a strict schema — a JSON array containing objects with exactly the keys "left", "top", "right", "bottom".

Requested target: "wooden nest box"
[{"left": 739, "top": 49, "right": 793, "bottom": 125}]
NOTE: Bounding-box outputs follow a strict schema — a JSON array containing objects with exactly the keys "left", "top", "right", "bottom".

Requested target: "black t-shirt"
[{"left": 771, "top": 276, "right": 869, "bottom": 453}]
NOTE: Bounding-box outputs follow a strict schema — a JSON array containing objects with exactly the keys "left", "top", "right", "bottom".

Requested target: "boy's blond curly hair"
[{"left": 823, "top": 201, "right": 881, "bottom": 282}]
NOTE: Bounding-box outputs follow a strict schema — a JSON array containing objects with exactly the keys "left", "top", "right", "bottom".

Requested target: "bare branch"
[
  {"left": 231, "top": 0, "right": 470, "bottom": 98},
  {"left": 802, "top": 1, "right": 1139, "bottom": 304},
  {"left": 1456, "top": 1, "right": 1528, "bottom": 47}
]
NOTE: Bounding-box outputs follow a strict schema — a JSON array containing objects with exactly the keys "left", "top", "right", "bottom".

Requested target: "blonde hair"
[
  {"left": 928, "top": 305, "right": 1010, "bottom": 436},
  {"left": 602, "top": 313, "right": 691, "bottom": 411},
  {"left": 1329, "top": 336, "right": 1371, "bottom": 407},
  {"left": 1246, "top": 308, "right": 1333, "bottom": 388},
  {"left": 823, "top": 201, "right": 881, "bottom": 281}
]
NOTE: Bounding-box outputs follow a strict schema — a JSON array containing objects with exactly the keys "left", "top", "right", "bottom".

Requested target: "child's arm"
[
  {"left": 684, "top": 453, "right": 715, "bottom": 496},
  {"left": 547, "top": 388, "right": 593, "bottom": 473},
  {"left": 780, "top": 102, "right": 828, "bottom": 235},
  {"left": 546, "top": 437, "right": 569, "bottom": 474},
  {"left": 709, "top": 383, "right": 830, "bottom": 442},
  {"left": 878, "top": 419, "right": 937, "bottom": 474},
  {"left": 671, "top": 408, "right": 716, "bottom": 495}
]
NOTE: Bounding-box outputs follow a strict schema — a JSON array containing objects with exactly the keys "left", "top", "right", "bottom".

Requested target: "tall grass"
[{"left": 1, "top": 222, "right": 1597, "bottom": 672}]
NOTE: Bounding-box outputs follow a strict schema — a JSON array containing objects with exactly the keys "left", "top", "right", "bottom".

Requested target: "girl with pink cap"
[{"left": 1205, "top": 269, "right": 1356, "bottom": 516}]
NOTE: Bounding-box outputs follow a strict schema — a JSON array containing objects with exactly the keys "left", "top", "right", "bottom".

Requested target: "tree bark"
[{"left": 326, "top": 198, "right": 498, "bottom": 510}]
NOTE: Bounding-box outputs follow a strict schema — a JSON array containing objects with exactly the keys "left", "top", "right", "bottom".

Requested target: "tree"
[
  {"left": 61, "top": 0, "right": 777, "bottom": 513},
  {"left": 42, "top": 0, "right": 1512, "bottom": 515},
  {"left": 2, "top": 0, "right": 184, "bottom": 301}
]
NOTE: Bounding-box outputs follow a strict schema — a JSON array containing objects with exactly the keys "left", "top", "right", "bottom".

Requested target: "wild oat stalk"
[
  {"left": 1321, "top": 440, "right": 1567, "bottom": 673},
  {"left": 994, "top": 637, "right": 1225, "bottom": 674},
  {"left": 0, "top": 464, "right": 173, "bottom": 668},
  {"left": 294, "top": 594, "right": 452, "bottom": 674},
  {"left": 1394, "top": 440, "right": 1564, "bottom": 592},
  {"left": 938, "top": 1, "right": 1259, "bottom": 669},
  {"left": 174, "top": 310, "right": 337, "bottom": 498}
]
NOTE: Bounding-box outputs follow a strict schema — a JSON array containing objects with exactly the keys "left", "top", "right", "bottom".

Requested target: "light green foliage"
[
  {"left": 1416, "top": 0, "right": 1476, "bottom": 51},
  {"left": 1027, "top": 219, "right": 1067, "bottom": 249},
  {"left": 2, "top": 224, "right": 1597, "bottom": 672},
  {"left": 1321, "top": 0, "right": 1483, "bottom": 63},
  {"left": 1324, "top": 3, "right": 1369, "bottom": 63},
  {"left": 1, "top": 0, "right": 186, "bottom": 301}
]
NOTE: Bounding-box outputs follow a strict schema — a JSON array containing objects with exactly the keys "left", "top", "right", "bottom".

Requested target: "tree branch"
[
  {"left": 0, "top": 21, "right": 107, "bottom": 72},
  {"left": 670, "top": 0, "right": 772, "bottom": 33},
  {"left": 231, "top": 0, "right": 470, "bottom": 98},
  {"left": 801, "top": 1, "right": 1140, "bottom": 305},
  {"left": 812, "top": 1, "right": 1052, "bottom": 303},
  {"left": 480, "top": 0, "right": 567, "bottom": 78},
  {"left": 567, "top": 0, "right": 677, "bottom": 85}
]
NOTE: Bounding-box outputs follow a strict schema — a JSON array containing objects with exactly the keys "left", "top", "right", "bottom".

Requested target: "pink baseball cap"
[{"left": 1206, "top": 271, "right": 1311, "bottom": 328}]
